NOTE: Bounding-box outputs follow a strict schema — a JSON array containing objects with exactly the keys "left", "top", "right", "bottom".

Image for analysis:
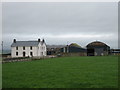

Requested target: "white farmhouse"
[{"left": 11, "top": 39, "right": 47, "bottom": 58}]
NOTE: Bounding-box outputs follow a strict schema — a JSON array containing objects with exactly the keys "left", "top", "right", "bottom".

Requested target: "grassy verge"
[{"left": 2, "top": 56, "right": 118, "bottom": 88}]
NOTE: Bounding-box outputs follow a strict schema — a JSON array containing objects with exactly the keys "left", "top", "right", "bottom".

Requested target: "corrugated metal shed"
[{"left": 87, "top": 41, "right": 109, "bottom": 47}]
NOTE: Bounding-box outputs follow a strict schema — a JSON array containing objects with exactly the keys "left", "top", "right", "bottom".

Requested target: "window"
[
  {"left": 30, "top": 52, "right": 33, "bottom": 56},
  {"left": 23, "top": 52, "right": 25, "bottom": 57},
  {"left": 23, "top": 46, "right": 25, "bottom": 50},
  {"left": 16, "top": 47, "right": 18, "bottom": 50},
  {"left": 41, "top": 52, "right": 43, "bottom": 56},
  {"left": 16, "top": 52, "right": 18, "bottom": 56},
  {"left": 30, "top": 46, "right": 32, "bottom": 50},
  {"left": 41, "top": 47, "right": 43, "bottom": 50},
  {"left": 41, "top": 47, "right": 42, "bottom": 50}
]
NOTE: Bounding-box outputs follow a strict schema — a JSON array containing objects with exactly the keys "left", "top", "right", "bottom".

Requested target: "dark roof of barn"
[
  {"left": 87, "top": 41, "right": 109, "bottom": 47},
  {"left": 11, "top": 41, "right": 40, "bottom": 47}
]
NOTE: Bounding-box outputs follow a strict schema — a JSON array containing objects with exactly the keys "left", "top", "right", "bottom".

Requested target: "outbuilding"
[
  {"left": 86, "top": 41, "right": 110, "bottom": 56},
  {"left": 61, "top": 43, "right": 87, "bottom": 56}
]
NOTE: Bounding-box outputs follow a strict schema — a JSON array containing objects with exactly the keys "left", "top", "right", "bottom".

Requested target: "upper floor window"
[
  {"left": 40, "top": 47, "right": 41, "bottom": 49},
  {"left": 16, "top": 47, "right": 18, "bottom": 50},
  {"left": 43, "top": 47, "right": 45, "bottom": 50},
  {"left": 23, "top": 46, "right": 25, "bottom": 50},
  {"left": 30, "top": 46, "right": 32, "bottom": 50}
]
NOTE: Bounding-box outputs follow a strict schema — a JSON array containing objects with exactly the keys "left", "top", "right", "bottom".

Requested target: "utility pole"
[{"left": 1, "top": 41, "right": 3, "bottom": 54}]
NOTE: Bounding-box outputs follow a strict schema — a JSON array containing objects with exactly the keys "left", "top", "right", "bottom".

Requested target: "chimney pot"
[
  {"left": 13, "top": 39, "right": 16, "bottom": 43},
  {"left": 42, "top": 39, "right": 45, "bottom": 43},
  {"left": 38, "top": 39, "right": 40, "bottom": 42}
]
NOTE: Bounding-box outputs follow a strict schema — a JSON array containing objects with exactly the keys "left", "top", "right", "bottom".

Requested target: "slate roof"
[
  {"left": 11, "top": 41, "right": 39, "bottom": 47},
  {"left": 47, "top": 45, "right": 66, "bottom": 48}
]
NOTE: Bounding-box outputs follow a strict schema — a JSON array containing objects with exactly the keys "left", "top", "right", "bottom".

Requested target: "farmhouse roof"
[{"left": 11, "top": 41, "right": 39, "bottom": 47}]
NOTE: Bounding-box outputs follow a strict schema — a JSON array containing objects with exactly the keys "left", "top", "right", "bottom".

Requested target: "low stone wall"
[
  {"left": 61, "top": 53, "right": 87, "bottom": 57},
  {"left": 2, "top": 55, "right": 57, "bottom": 63}
]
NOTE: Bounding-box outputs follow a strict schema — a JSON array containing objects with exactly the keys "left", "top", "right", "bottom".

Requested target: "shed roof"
[
  {"left": 69, "top": 43, "right": 82, "bottom": 48},
  {"left": 87, "top": 41, "right": 109, "bottom": 47}
]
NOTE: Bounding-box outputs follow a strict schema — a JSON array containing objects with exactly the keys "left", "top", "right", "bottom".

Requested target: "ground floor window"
[
  {"left": 30, "top": 52, "right": 33, "bottom": 56},
  {"left": 16, "top": 52, "right": 18, "bottom": 56}
]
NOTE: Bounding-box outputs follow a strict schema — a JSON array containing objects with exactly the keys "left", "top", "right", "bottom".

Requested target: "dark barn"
[
  {"left": 110, "top": 49, "right": 120, "bottom": 55},
  {"left": 86, "top": 41, "right": 110, "bottom": 56},
  {"left": 61, "top": 43, "right": 87, "bottom": 56}
]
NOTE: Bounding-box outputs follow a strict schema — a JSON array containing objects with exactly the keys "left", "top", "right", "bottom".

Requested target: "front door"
[{"left": 23, "top": 52, "right": 26, "bottom": 57}]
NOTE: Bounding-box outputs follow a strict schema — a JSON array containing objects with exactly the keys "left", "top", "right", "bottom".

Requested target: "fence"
[{"left": 2, "top": 55, "right": 57, "bottom": 63}]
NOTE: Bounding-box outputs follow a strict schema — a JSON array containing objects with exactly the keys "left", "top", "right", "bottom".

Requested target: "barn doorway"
[
  {"left": 23, "top": 52, "right": 26, "bottom": 57},
  {"left": 87, "top": 49, "right": 94, "bottom": 56}
]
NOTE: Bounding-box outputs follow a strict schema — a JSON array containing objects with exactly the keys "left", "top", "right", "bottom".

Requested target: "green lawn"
[{"left": 2, "top": 56, "right": 118, "bottom": 88}]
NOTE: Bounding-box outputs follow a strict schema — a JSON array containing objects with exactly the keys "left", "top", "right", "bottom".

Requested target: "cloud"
[{"left": 2, "top": 2, "right": 118, "bottom": 49}]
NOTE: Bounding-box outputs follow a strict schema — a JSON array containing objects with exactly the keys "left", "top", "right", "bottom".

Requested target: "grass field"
[{"left": 2, "top": 56, "right": 118, "bottom": 88}]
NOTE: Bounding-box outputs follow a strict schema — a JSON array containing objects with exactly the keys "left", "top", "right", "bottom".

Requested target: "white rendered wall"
[
  {"left": 11, "top": 46, "right": 38, "bottom": 58},
  {"left": 38, "top": 43, "right": 47, "bottom": 57},
  {"left": 11, "top": 47, "right": 17, "bottom": 57},
  {"left": 42, "top": 43, "right": 47, "bottom": 56},
  {"left": 11, "top": 42, "right": 47, "bottom": 58}
]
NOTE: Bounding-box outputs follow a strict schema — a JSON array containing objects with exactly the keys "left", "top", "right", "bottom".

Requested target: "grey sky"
[{"left": 2, "top": 2, "right": 118, "bottom": 49}]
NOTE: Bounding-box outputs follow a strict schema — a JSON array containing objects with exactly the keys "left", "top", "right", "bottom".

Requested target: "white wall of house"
[
  {"left": 11, "top": 43, "right": 47, "bottom": 58},
  {"left": 42, "top": 43, "right": 47, "bottom": 56},
  {"left": 11, "top": 46, "right": 39, "bottom": 57},
  {"left": 38, "top": 43, "right": 47, "bottom": 57}
]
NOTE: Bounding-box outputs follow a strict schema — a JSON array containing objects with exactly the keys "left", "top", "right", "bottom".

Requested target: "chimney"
[
  {"left": 42, "top": 39, "right": 45, "bottom": 43},
  {"left": 13, "top": 39, "right": 16, "bottom": 43},
  {"left": 38, "top": 38, "right": 40, "bottom": 42}
]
